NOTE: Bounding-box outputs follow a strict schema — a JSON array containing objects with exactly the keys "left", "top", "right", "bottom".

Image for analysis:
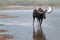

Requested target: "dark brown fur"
[{"left": 33, "top": 9, "right": 47, "bottom": 25}]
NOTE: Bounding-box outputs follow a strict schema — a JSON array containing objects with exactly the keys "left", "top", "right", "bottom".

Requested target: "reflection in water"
[{"left": 33, "top": 25, "right": 46, "bottom": 40}]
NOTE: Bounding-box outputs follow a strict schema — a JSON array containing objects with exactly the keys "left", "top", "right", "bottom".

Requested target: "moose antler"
[{"left": 47, "top": 6, "right": 53, "bottom": 13}]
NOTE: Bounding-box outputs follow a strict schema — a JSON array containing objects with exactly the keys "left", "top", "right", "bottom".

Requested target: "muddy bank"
[
  {"left": 0, "top": 15, "right": 19, "bottom": 18},
  {"left": 0, "top": 34, "right": 13, "bottom": 40},
  {"left": 0, "top": 29, "right": 8, "bottom": 32}
]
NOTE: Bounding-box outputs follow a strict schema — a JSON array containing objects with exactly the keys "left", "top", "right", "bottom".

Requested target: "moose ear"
[{"left": 47, "top": 6, "right": 53, "bottom": 13}]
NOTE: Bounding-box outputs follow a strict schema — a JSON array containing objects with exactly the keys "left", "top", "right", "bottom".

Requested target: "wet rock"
[
  {"left": 0, "top": 24, "right": 5, "bottom": 26},
  {"left": 0, "top": 29, "right": 8, "bottom": 32}
]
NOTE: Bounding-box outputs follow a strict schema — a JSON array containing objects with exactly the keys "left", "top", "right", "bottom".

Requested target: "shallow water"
[{"left": 0, "top": 9, "right": 60, "bottom": 40}]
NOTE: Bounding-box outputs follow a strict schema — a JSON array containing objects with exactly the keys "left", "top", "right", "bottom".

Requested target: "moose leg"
[
  {"left": 37, "top": 19, "right": 39, "bottom": 23},
  {"left": 43, "top": 13, "right": 46, "bottom": 19},
  {"left": 33, "top": 16, "right": 35, "bottom": 25},
  {"left": 40, "top": 19, "right": 41, "bottom": 26},
  {"left": 38, "top": 19, "right": 41, "bottom": 25},
  {"left": 40, "top": 18, "right": 43, "bottom": 25}
]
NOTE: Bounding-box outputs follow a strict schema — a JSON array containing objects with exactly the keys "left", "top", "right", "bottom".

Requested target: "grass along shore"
[{"left": 0, "top": 6, "right": 60, "bottom": 10}]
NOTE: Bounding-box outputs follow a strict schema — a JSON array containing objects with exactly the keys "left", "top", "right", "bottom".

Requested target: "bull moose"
[{"left": 33, "top": 6, "right": 53, "bottom": 25}]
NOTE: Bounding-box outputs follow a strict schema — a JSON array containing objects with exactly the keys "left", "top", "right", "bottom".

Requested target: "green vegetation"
[{"left": 0, "top": 0, "right": 60, "bottom": 6}]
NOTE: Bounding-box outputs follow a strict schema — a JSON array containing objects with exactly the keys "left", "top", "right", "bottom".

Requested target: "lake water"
[{"left": 0, "top": 9, "right": 60, "bottom": 40}]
